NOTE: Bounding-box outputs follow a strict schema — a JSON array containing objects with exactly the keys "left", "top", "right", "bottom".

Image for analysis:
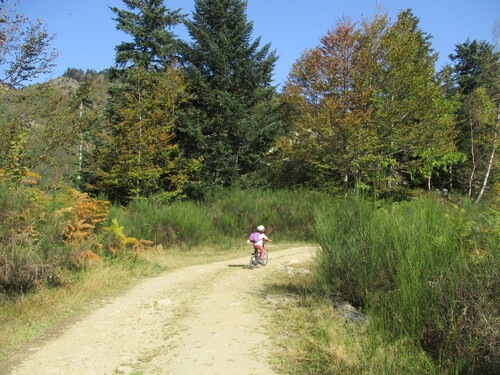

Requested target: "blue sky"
[{"left": 16, "top": 0, "right": 500, "bottom": 88}]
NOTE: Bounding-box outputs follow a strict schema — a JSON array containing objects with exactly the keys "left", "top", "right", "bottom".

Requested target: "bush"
[
  {"left": 314, "top": 194, "right": 499, "bottom": 374},
  {"left": 0, "top": 182, "right": 110, "bottom": 294}
]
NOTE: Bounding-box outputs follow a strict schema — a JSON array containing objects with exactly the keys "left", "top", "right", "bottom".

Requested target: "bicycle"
[{"left": 249, "top": 245, "right": 268, "bottom": 269}]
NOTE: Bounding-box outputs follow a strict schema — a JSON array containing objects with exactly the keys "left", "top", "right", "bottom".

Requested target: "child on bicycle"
[{"left": 250, "top": 225, "right": 272, "bottom": 264}]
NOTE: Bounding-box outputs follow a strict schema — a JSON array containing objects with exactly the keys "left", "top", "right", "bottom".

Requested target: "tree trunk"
[
  {"left": 448, "top": 164, "right": 453, "bottom": 191},
  {"left": 474, "top": 105, "right": 499, "bottom": 203},
  {"left": 344, "top": 172, "right": 349, "bottom": 197},
  {"left": 468, "top": 112, "right": 476, "bottom": 198},
  {"left": 77, "top": 102, "right": 83, "bottom": 183}
]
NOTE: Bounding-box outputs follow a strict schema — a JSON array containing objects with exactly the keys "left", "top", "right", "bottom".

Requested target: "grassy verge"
[
  {"left": 0, "top": 259, "right": 159, "bottom": 361},
  {"left": 266, "top": 262, "right": 439, "bottom": 374},
  {"left": 111, "top": 187, "right": 328, "bottom": 248}
]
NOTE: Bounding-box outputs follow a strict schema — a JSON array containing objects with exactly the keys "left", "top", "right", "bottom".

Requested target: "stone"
[{"left": 116, "top": 365, "right": 134, "bottom": 374}]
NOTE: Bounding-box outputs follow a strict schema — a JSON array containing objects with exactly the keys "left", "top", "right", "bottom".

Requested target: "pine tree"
[
  {"left": 110, "top": 0, "right": 185, "bottom": 70},
  {"left": 179, "top": 0, "right": 281, "bottom": 194},
  {"left": 86, "top": 0, "right": 193, "bottom": 202}
]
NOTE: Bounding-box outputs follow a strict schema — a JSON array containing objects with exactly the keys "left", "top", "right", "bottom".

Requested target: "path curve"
[{"left": 2, "top": 246, "right": 314, "bottom": 375}]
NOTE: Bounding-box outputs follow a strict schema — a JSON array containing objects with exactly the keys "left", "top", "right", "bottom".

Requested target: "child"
[{"left": 250, "top": 225, "right": 272, "bottom": 264}]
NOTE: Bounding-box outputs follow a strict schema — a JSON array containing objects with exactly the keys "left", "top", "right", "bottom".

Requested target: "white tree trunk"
[
  {"left": 468, "top": 112, "right": 476, "bottom": 198},
  {"left": 474, "top": 105, "right": 499, "bottom": 203},
  {"left": 77, "top": 102, "right": 83, "bottom": 182}
]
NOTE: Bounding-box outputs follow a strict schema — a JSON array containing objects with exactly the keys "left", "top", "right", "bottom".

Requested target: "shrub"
[
  {"left": 0, "top": 182, "right": 111, "bottom": 294},
  {"left": 114, "top": 188, "right": 329, "bottom": 249}
]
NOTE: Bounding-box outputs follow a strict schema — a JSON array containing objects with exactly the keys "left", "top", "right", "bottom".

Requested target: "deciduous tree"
[
  {"left": 277, "top": 18, "right": 378, "bottom": 192},
  {"left": 277, "top": 10, "right": 459, "bottom": 194},
  {"left": 372, "top": 10, "right": 458, "bottom": 192},
  {"left": 449, "top": 40, "right": 499, "bottom": 202},
  {"left": 0, "top": 0, "right": 57, "bottom": 90}
]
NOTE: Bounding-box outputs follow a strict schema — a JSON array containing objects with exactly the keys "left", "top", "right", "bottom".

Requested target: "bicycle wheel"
[
  {"left": 262, "top": 251, "right": 269, "bottom": 266},
  {"left": 249, "top": 253, "right": 258, "bottom": 268}
]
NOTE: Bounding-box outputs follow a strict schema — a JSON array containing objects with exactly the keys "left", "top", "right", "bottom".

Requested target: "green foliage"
[
  {"left": 315, "top": 195, "right": 499, "bottom": 373},
  {"left": 0, "top": 71, "right": 112, "bottom": 189},
  {"left": 110, "top": 188, "right": 326, "bottom": 249},
  {"left": 449, "top": 39, "right": 500, "bottom": 97},
  {"left": 0, "top": 83, "right": 78, "bottom": 180},
  {"left": 277, "top": 10, "right": 459, "bottom": 194},
  {"left": 110, "top": 0, "right": 185, "bottom": 70},
  {"left": 88, "top": 1, "right": 195, "bottom": 203},
  {"left": 277, "top": 17, "right": 379, "bottom": 191},
  {"left": 62, "top": 68, "right": 100, "bottom": 82},
  {"left": 88, "top": 67, "right": 197, "bottom": 202},
  {"left": 448, "top": 40, "right": 499, "bottom": 201},
  {"left": 101, "top": 218, "right": 161, "bottom": 259},
  {"left": 179, "top": 0, "right": 282, "bottom": 195}
]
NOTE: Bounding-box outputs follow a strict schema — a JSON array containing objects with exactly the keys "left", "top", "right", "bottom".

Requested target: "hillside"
[{"left": 0, "top": 72, "right": 111, "bottom": 187}]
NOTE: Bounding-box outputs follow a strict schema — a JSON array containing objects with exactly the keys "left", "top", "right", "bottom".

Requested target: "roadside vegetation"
[
  {"left": 268, "top": 265, "right": 437, "bottom": 374},
  {"left": 0, "top": 182, "right": 320, "bottom": 360},
  {"left": 314, "top": 194, "right": 498, "bottom": 374},
  {"left": 266, "top": 191, "right": 499, "bottom": 375}
]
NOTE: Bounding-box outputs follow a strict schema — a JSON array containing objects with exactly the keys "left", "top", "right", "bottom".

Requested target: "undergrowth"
[
  {"left": 1, "top": 181, "right": 497, "bottom": 374},
  {"left": 0, "top": 178, "right": 165, "bottom": 296},
  {"left": 314, "top": 194, "right": 499, "bottom": 374},
  {"left": 109, "top": 187, "right": 327, "bottom": 249}
]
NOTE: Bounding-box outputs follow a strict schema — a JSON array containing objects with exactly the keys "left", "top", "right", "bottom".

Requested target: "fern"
[
  {"left": 104, "top": 218, "right": 162, "bottom": 258},
  {"left": 60, "top": 189, "right": 110, "bottom": 246}
]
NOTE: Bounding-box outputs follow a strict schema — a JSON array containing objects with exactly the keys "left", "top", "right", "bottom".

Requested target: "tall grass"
[
  {"left": 315, "top": 194, "right": 499, "bottom": 373},
  {"left": 112, "top": 188, "right": 327, "bottom": 249},
  {"left": 268, "top": 266, "right": 437, "bottom": 374}
]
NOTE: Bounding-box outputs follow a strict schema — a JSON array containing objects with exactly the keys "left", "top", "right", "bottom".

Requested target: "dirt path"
[{"left": 2, "top": 246, "right": 314, "bottom": 375}]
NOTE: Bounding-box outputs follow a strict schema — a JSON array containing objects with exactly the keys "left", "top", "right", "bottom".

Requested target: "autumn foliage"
[{"left": 0, "top": 179, "right": 158, "bottom": 294}]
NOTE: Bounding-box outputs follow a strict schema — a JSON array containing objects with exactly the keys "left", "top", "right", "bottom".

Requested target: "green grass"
[
  {"left": 314, "top": 194, "right": 499, "bottom": 374},
  {"left": 266, "top": 262, "right": 438, "bottom": 375},
  {"left": 110, "top": 187, "right": 329, "bottom": 249}
]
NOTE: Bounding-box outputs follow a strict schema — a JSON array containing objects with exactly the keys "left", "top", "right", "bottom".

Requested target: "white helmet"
[{"left": 257, "top": 225, "right": 265, "bottom": 232}]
